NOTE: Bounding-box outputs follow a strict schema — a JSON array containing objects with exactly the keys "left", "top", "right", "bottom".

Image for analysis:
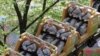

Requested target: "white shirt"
[
  {"left": 74, "top": 21, "right": 82, "bottom": 29},
  {"left": 57, "top": 29, "right": 71, "bottom": 40},
  {"left": 57, "top": 41, "right": 65, "bottom": 54},
  {"left": 37, "top": 48, "right": 51, "bottom": 56},
  {"left": 68, "top": 6, "right": 81, "bottom": 18},
  {"left": 79, "top": 12, "right": 91, "bottom": 21},
  {"left": 22, "top": 40, "right": 31, "bottom": 50},
  {"left": 43, "top": 24, "right": 57, "bottom": 34},
  {"left": 69, "top": 19, "right": 76, "bottom": 26},
  {"left": 72, "top": 7, "right": 81, "bottom": 18},
  {"left": 79, "top": 23, "right": 87, "bottom": 35},
  {"left": 27, "top": 43, "right": 37, "bottom": 52}
]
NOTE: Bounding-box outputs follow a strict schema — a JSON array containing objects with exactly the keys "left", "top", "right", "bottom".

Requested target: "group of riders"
[{"left": 16, "top": 0, "right": 100, "bottom": 56}]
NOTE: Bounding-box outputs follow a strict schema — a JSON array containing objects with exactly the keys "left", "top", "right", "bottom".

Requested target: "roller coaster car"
[
  {"left": 62, "top": 4, "right": 100, "bottom": 44},
  {"left": 14, "top": 33, "right": 57, "bottom": 56},
  {"left": 36, "top": 18, "right": 79, "bottom": 56}
]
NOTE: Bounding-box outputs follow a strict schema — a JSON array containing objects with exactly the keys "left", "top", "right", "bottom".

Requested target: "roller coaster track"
[{"left": 68, "top": 28, "right": 100, "bottom": 56}]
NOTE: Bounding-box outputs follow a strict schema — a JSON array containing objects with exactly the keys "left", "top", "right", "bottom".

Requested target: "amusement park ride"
[{"left": 4, "top": 0, "right": 100, "bottom": 56}]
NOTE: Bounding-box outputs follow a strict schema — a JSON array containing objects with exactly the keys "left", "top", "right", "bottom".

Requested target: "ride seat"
[{"left": 15, "top": 33, "right": 57, "bottom": 56}]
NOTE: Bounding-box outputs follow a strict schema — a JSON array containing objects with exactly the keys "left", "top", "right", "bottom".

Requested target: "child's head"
[
  {"left": 82, "top": 6, "right": 89, "bottom": 13},
  {"left": 47, "top": 18, "right": 54, "bottom": 25},
  {"left": 69, "top": 2, "right": 77, "bottom": 8}
]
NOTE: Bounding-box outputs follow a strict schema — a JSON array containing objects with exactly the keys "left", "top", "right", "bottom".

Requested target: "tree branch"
[
  {"left": 13, "top": 0, "right": 24, "bottom": 34},
  {"left": 13, "top": 0, "right": 22, "bottom": 22},
  {"left": 23, "top": 0, "right": 32, "bottom": 30},
  {"left": 0, "top": 41, "right": 4, "bottom": 46},
  {"left": 26, "top": 0, "right": 59, "bottom": 29},
  {"left": 0, "top": 25, "right": 3, "bottom": 30},
  {"left": 42, "top": 0, "right": 47, "bottom": 11},
  {"left": 33, "top": 0, "right": 47, "bottom": 34},
  {"left": 6, "top": 26, "right": 18, "bottom": 36}
]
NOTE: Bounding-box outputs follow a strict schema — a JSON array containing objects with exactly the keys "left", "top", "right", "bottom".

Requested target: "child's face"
[
  {"left": 82, "top": 7, "right": 88, "bottom": 13},
  {"left": 47, "top": 19, "right": 53, "bottom": 25}
]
